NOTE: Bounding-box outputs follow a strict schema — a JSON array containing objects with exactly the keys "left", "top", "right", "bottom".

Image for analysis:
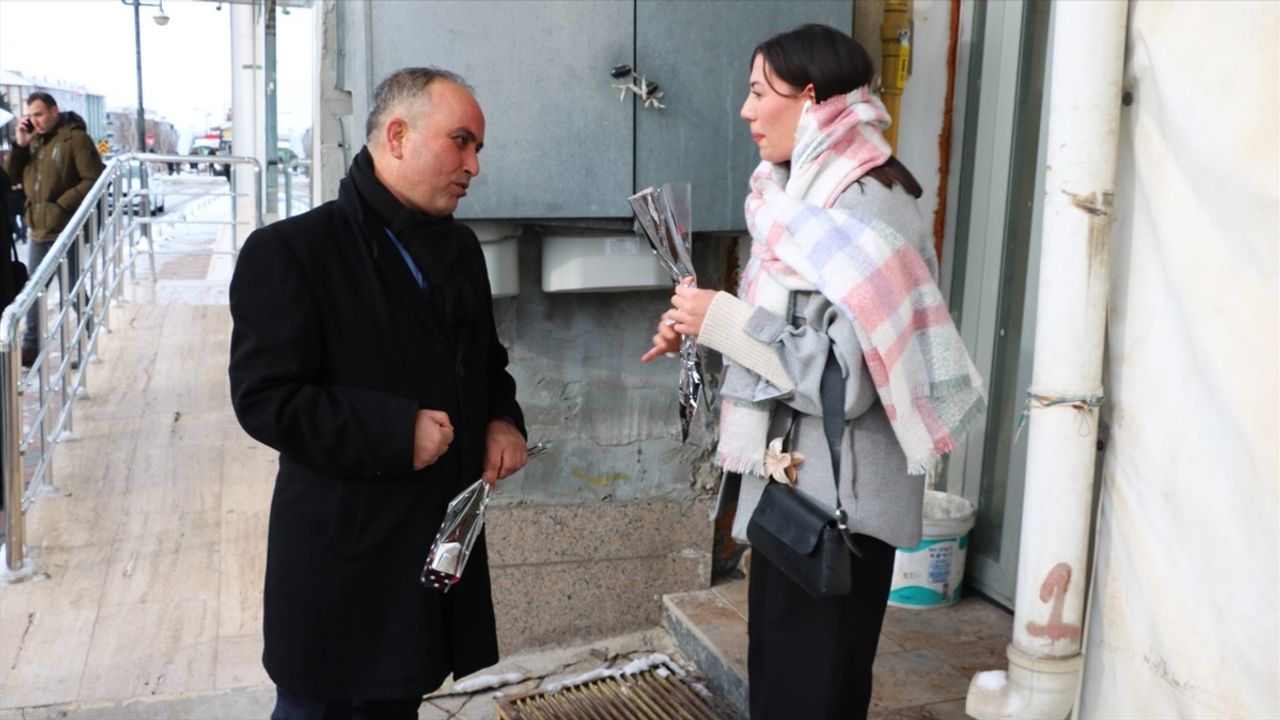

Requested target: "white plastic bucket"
[{"left": 888, "top": 490, "right": 977, "bottom": 609}]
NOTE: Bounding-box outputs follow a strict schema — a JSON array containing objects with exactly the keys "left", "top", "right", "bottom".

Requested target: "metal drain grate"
[{"left": 496, "top": 661, "right": 733, "bottom": 720}]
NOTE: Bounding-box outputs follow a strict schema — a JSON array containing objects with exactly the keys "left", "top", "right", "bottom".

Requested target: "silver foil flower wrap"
[
  {"left": 421, "top": 442, "right": 553, "bottom": 591},
  {"left": 629, "top": 183, "right": 702, "bottom": 442}
]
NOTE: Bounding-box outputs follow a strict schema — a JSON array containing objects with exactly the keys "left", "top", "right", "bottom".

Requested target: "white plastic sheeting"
[{"left": 1079, "top": 2, "right": 1279, "bottom": 717}]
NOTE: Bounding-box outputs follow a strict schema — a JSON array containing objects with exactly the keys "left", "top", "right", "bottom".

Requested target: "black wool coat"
[{"left": 228, "top": 194, "right": 524, "bottom": 700}]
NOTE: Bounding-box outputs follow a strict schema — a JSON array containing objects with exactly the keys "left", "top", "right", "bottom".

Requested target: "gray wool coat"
[{"left": 704, "top": 180, "right": 938, "bottom": 550}]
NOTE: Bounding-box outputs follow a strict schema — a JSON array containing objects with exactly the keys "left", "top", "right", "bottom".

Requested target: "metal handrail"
[
  {"left": 282, "top": 158, "right": 313, "bottom": 218},
  {"left": 1, "top": 152, "right": 263, "bottom": 580}
]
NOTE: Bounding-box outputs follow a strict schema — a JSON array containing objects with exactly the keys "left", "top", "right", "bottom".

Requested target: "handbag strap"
[
  {"left": 785, "top": 292, "right": 860, "bottom": 555},
  {"left": 818, "top": 345, "right": 861, "bottom": 557}
]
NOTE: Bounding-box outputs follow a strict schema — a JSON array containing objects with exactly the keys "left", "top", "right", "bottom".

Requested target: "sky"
[{"left": 0, "top": 0, "right": 313, "bottom": 139}]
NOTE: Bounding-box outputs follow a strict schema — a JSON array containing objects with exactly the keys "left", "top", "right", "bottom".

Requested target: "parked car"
[
  {"left": 189, "top": 139, "right": 231, "bottom": 179},
  {"left": 106, "top": 175, "right": 165, "bottom": 216}
]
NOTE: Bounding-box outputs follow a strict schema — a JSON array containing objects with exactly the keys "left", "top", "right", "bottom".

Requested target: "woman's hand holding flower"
[
  {"left": 640, "top": 279, "right": 716, "bottom": 363},
  {"left": 668, "top": 283, "right": 716, "bottom": 336}
]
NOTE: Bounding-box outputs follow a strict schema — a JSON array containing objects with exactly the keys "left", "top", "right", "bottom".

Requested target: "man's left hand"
[{"left": 483, "top": 418, "right": 527, "bottom": 487}]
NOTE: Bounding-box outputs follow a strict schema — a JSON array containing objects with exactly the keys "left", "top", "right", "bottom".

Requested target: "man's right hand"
[
  {"left": 413, "top": 409, "right": 454, "bottom": 470},
  {"left": 14, "top": 117, "right": 32, "bottom": 147}
]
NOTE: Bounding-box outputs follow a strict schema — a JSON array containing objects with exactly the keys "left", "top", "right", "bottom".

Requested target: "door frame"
[{"left": 938, "top": 0, "right": 1053, "bottom": 607}]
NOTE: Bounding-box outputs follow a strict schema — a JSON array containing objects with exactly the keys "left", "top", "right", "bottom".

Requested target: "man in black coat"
[
  {"left": 0, "top": 166, "right": 18, "bottom": 310},
  {"left": 229, "top": 67, "right": 528, "bottom": 720}
]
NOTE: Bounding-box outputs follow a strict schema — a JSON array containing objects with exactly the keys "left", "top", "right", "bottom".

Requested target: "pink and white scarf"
[{"left": 716, "top": 87, "right": 985, "bottom": 476}]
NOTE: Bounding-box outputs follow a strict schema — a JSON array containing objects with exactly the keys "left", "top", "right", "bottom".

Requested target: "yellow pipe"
[{"left": 880, "top": 0, "right": 912, "bottom": 153}]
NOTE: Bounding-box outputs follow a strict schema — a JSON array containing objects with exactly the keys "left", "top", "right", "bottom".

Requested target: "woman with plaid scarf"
[{"left": 642, "top": 24, "right": 984, "bottom": 720}]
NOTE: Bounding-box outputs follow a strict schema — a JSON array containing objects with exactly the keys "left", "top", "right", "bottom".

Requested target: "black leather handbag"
[
  {"left": 747, "top": 346, "right": 861, "bottom": 599},
  {"left": 9, "top": 235, "right": 27, "bottom": 291}
]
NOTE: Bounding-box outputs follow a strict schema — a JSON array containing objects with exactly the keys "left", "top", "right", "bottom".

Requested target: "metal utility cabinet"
[{"left": 337, "top": 0, "right": 852, "bottom": 231}]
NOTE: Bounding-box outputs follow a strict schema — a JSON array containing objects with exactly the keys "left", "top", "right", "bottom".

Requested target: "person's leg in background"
[
  {"left": 20, "top": 238, "right": 86, "bottom": 368},
  {"left": 65, "top": 238, "right": 84, "bottom": 367},
  {"left": 21, "top": 239, "right": 52, "bottom": 365}
]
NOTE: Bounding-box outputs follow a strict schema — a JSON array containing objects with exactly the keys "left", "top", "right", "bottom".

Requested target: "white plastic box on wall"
[
  {"left": 540, "top": 232, "right": 667, "bottom": 293},
  {"left": 466, "top": 221, "right": 520, "bottom": 298}
]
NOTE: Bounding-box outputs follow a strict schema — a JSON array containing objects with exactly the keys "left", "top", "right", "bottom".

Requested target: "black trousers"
[
  {"left": 270, "top": 687, "right": 422, "bottom": 720},
  {"left": 747, "top": 534, "right": 896, "bottom": 720}
]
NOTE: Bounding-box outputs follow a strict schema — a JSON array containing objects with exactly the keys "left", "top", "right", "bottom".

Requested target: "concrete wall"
[
  {"left": 469, "top": 229, "right": 732, "bottom": 652},
  {"left": 311, "top": 0, "right": 349, "bottom": 206},
  {"left": 491, "top": 233, "right": 723, "bottom": 505},
  {"left": 488, "top": 498, "right": 714, "bottom": 653}
]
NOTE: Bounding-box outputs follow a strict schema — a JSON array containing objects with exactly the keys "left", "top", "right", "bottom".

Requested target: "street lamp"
[{"left": 122, "top": 0, "right": 169, "bottom": 154}]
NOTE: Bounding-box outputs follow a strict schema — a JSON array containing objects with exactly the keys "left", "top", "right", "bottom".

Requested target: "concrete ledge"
[
  {"left": 487, "top": 498, "right": 714, "bottom": 654},
  {"left": 662, "top": 583, "right": 749, "bottom": 719}
]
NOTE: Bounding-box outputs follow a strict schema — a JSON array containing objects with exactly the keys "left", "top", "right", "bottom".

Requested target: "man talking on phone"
[{"left": 4, "top": 91, "right": 104, "bottom": 367}]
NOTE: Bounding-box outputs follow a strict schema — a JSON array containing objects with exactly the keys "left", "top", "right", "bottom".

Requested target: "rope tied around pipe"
[{"left": 1014, "top": 390, "right": 1105, "bottom": 443}]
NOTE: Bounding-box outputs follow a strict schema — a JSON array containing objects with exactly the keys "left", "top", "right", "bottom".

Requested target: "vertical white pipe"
[
  {"left": 231, "top": 2, "right": 262, "bottom": 241},
  {"left": 265, "top": 0, "right": 279, "bottom": 216},
  {"left": 255, "top": 2, "right": 268, "bottom": 219},
  {"left": 967, "top": 1, "right": 1128, "bottom": 718}
]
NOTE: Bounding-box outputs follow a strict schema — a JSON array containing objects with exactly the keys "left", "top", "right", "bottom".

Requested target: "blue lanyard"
[{"left": 384, "top": 227, "right": 426, "bottom": 290}]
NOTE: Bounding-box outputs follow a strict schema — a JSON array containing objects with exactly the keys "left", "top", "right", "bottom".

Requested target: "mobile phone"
[{"left": 21, "top": 118, "right": 34, "bottom": 133}]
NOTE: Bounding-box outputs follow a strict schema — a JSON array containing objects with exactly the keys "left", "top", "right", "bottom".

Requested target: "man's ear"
[{"left": 385, "top": 118, "right": 408, "bottom": 159}]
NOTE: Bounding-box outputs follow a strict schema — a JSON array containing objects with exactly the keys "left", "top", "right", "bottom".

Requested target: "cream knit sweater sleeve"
[{"left": 696, "top": 291, "right": 794, "bottom": 392}]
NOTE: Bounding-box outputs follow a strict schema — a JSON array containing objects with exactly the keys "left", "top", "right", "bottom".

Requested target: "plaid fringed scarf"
[{"left": 716, "top": 87, "right": 985, "bottom": 476}]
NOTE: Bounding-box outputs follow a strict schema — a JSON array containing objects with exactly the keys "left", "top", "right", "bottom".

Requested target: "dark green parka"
[{"left": 4, "top": 111, "right": 105, "bottom": 243}]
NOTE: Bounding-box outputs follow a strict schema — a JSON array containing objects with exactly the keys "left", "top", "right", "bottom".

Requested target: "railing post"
[
  {"left": 58, "top": 254, "right": 73, "bottom": 438},
  {"left": 284, "top": 164, "right": 293, "bottom": 218},
  {"left": 34, "top": 290, "right": 51, "bottom": 495},
  {"left": 91, "top": 201, "right": 106, "bottom": 342},
  {"left": 0, "top": 346, "right": 33, "bottom": 581},
  {"left": 256, "top": 161, "right": 264, "bottom": 230},
  {"left": 75, "top": 222, "right": 90, "bottom": 378},
  {"left": 230, "top": 165, "right": 240, "bottom": 255},
  {"left": 142, "top": 164, "right": 158, "bottom": 281},
  {"left": 122, "top": 172, "right": 136, "bottom": 284},
  {"left": 138, "top": 160, "right": 152, "bottom": 243}
]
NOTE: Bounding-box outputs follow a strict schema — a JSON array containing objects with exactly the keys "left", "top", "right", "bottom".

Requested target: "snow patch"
[
  {"left": 973, "top": 670, "right": 1008, "bottom": 692},
  {"left": 541, "top": 654, "right": 691, "bottom": 694},
  {"left": 542, "top": 667, "right": 615, "bottom": 694},
  {"left": 621, "top": 653, "right": 672, "bottom": 675},
  {"left": 450, "top": 671, "right": 526, "bottom": 694}
]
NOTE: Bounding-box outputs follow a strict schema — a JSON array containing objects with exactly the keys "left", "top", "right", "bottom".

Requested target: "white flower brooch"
[{"left": 763, "top": 436, "right": 804, "bottom": 485}]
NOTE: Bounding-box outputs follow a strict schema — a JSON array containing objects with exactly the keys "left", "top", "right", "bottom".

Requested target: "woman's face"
[{"left": 740, "top": 54, "right": 812, "bottom": 164}]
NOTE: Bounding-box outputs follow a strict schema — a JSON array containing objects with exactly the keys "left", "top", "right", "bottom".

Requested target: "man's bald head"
[{"left": 365, "top": 67, "right": 472, "bottom": 145}]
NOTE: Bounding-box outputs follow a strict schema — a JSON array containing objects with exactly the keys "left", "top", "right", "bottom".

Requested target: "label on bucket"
[
  {"left": 927, "top": 544, "right": 954, "bottom": 584},
  {"left": 889, "top": 533, "right": 969, "bottom": 609}
]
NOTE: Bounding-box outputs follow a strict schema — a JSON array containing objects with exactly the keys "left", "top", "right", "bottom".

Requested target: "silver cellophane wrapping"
[
  {"left": 421, "top": 442, "right": 552, "bottom": 591},
  {"left": 628, "top": 183, "right": 702, "bottom": 442}
]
